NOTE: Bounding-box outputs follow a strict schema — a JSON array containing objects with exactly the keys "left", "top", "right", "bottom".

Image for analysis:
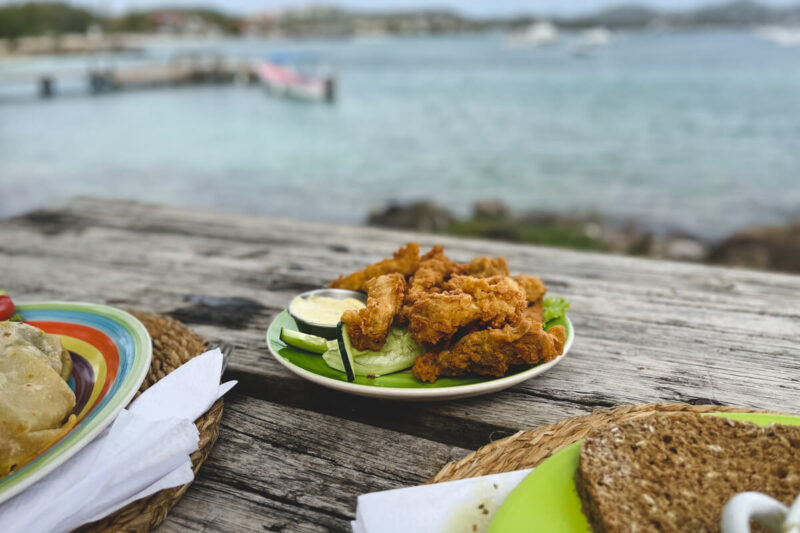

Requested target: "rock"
[
  {"left": 519, "top": 211, "right": 583, "bottom": 226},
  {"left": 600, "top": 223, "right": 652, "bottom": 255},
  {"left": 367, "top": 201, "right": 455, "bottom": 232},
  {"left": 366, "top": 202, "right": 799, "bottom": 274},
  {"left": 583, "top": 222, "right": 603, "bottom": 240},
  {"left": 515, "top": 211, "right": 651, "bottom": 252},
  {"left": 649, "top": 235, "right": 709, "bottom": 262},
  {"left": 711, "top": 223, "right": 800, "bottom": 273},
  {"left": 473, "top": 199, "right": 511, "bottom": 220}
]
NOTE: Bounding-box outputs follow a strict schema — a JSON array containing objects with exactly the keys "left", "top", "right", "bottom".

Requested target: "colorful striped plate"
[{"left": 0, "top": 302, "right": 152, "bottom": 504}]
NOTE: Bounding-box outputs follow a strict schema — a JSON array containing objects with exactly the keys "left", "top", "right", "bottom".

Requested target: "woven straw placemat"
[
  {"left": 428, "top": 403, "right": 767, "bottom": 484},
  {"left": 75, "top": 311, "right": 223, "bottom": 533}
]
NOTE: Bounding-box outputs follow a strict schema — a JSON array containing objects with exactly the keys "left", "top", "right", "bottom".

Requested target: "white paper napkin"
[
  {"left": 351, "top": 468, "right": 533, "bottom": 533},
  {"left": 355, "top": 474, "right": 800, "bottom": 533},
  {"left": 0, "top": 348, "right": 236, "bottom": 533}
]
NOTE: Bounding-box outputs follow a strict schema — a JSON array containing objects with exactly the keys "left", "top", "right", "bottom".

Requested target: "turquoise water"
[{"left": 1, "top": 31, "right": 798, "bottom": 238}]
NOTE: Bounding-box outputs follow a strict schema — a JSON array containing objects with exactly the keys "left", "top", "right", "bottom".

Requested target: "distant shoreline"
[
  {"left": 1, "top": 24, "right": 796, "bottom": 59},
  {"left": 4, "top": 197, "right": 797, "bottom": 273},
  {"left": 2, "top": 0, "right": 800, "bottom": 51},
  {"left": 367, "top": 200, "right": 800, "bottom": 274}
]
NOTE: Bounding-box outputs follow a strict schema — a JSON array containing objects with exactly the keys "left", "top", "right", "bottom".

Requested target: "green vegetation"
[
  {"left": 106, "top": 9, "right": 240, "bottom": 34},
  {"left": 106, "top": 12, "right": 149, "bottom": 34},
  {"left": 543, "top": 297, "right": 570, "bottom": 325},
  {"left": 0, "top": 3, "right": 241, "bottom": 38},
  {"left": 325, "top": 326, "right": 424, "bottom": 379},
  {"left": 0, "top": 3, "right": 96, "bottom": 39},
  {"left": 443, "top": 218, "right": 605, "bottom": 251}
]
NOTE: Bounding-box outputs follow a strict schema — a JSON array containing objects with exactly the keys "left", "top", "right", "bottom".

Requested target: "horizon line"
[{"left": 3, "top": 0, "right": 800, "bottom": 20}]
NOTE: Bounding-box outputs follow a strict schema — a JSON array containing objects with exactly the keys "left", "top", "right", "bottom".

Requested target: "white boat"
[
  {"left": 754, "top": 26, "right": 800, "bottom": 46},
  {"left": 255, "top": 60, "right": 335, "bottom": 103},
  {"left": 580, "top": 27, "right": 612, "bottom": 47},
  {"left": 573, "top": 27, "right": 612, "bottom": 57},
  {"left": 508, "top": 21, "right": 559, "bottom": 48}
]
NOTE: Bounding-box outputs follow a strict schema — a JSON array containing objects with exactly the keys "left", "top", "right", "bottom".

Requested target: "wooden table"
[{"left": 2, "top": 197, "right": 799, "bottom": 532}]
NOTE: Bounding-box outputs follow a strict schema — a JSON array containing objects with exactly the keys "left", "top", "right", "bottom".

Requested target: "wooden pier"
[{"left": 0, "top": 54, "right": 259, "bottom": 98}]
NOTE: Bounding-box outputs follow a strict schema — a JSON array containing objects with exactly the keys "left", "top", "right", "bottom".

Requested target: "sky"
[{"left": 4, "top": 0, "right": 799, "bottom": 17}]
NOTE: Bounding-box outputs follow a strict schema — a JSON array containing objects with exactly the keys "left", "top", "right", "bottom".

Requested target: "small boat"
[
  {"left": 254, "top": 58, "right": 335, "bottom": 103},
  {"left": 508, "top": 21, "right": 559, "bottom": 48},
  {"left": 754, "top": 26, "right": 800, "bottom": 46},
  {"left": 573, "top": 27, "right": 612, "bottom": 57},
  {"left": 579, "top": 27, "right": 611, "bottom": 47}
]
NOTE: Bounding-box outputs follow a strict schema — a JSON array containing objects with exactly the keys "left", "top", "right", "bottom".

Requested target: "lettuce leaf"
[
  {"left": 543, "top": 296, "right": 570, "bottom": 325},
  {"left": 323, "top": 326, "right": 424, "bottom": 377}
]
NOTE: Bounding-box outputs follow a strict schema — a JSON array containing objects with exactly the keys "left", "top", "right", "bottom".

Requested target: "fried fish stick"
[
  {"left": 514, "top": 274, "right": 547, "bottom": 304},
  {"left": 406, "top": 275, "right": 526, "bottom": 345},
  {"left": 461, "top": 256, "right": 509, "bottom": 278},
  {"left": 341, "top": 273, "right": 405, "bottom": 351},
  {"left": 411, "top": 318, "right": 566, "bottom": 383},
  {"left": 524, "top": 298, "right": 545, "bottom": 324},
  {"left": 398, "top": 245, "right": 463, "bottom": 323},
  {"left": 329, "top": 243, "right": 420, "bottom": 291},
  {"left": 404, "top": 245, "right": 462, "bottom": 303}
]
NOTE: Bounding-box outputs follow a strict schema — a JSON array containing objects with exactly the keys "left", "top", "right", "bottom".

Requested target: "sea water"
[{"left": 1, "top": 31, "right": 798, "bottom": 239}]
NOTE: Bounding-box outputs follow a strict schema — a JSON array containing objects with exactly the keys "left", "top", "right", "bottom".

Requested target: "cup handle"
[
  {"left": 785, "top": 494, "right": 800, "bottom": 533},
  {"left": 721, "top": 492, "right": 788, "bottom": 533}
]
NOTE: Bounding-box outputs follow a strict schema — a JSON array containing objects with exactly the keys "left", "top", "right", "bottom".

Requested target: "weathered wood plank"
[{"left": 159, "top": 393, "right": 470, "bottom": 532}]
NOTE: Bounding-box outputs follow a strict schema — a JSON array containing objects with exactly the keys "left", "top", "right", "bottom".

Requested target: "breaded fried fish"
[
  {"left": 341, "top": 273, "right": 405, "bottom": 351},
  {"left": 327, "top": 243, "right": 567, "bottom": 383},
  {"left": 514, "top": 274, "right": 547, "bottom": 304},
  {"left": 405, "top": 275, "right": 526, "bottom": 345},
  {"left": 403, "top": 245, "right": 462, "bottom": 304},
  {"left": 411, "top": 318, "right": 566, "bottom": 383},
  {"left": 462, "top": 256, "right": 509, "bottom": 278},
  {"left": 329, "top": 243, "right": 420, "bottom": 291}
]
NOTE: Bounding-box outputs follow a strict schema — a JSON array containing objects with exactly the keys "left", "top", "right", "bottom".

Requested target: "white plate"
[{"left": 266, "top": 310, "right": 573, "bottom": 401}]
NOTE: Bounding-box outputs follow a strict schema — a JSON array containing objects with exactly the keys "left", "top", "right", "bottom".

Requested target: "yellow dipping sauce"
[{"left": 289, "top": 294, "right": 365, "bottom": 325}]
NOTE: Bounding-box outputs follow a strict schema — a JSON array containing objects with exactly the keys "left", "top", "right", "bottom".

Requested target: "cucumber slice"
[
  {"left": 280, "top": 328, "right": 328, "bottom": 354},
  {"left": 336, "top": 322, "right": 356, "bottom": 382}
]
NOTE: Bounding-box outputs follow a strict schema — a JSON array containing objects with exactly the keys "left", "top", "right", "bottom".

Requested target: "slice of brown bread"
[{"left": 575, "top": 413, "right": 800, "bottom": 533}]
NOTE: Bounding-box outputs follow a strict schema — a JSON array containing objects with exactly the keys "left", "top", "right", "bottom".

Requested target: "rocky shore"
[{"left": 367, "top": 200, "right": 800, "bottom": 274}]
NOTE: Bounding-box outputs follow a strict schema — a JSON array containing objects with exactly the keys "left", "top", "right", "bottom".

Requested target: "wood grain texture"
[
  {"left": 160, "top": 394, "right": 470, "bottom": 532},
  {"left": 2, "top": 197, "right": 799, "bottom": 530}
]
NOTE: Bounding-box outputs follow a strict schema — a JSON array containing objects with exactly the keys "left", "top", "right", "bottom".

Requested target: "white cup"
[{"left": 721, "top": 492, "right": 800, "bottom": 533}]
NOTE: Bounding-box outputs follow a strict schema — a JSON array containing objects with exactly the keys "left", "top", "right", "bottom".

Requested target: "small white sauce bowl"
[{"left": 287, "top": 288, "right": 367, "bottom": 339}]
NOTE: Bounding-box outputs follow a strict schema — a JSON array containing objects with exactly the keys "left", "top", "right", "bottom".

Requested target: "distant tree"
[
  {"left": 107, "top": 12, "right": 150, "bottom": 33},
  {"left": 0, "top": 3, "right": 242, "bottom": 37},
  {"left": 0, "top": 3, "right": 96, "bottom": 38}
]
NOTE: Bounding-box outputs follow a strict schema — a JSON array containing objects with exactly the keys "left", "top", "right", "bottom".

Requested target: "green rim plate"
[
  {"left": 266, "top": 310, "right": 573, "bottom": 400},
  {"left": 488, "top": 412, "right": 800, "bottom": 532}
]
